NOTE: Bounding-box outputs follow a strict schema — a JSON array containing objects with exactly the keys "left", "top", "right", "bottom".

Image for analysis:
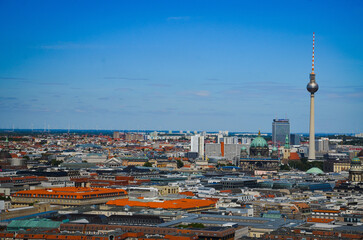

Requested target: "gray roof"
[{"left": 158, "top": 213, "right": 302, "bottom": 230}]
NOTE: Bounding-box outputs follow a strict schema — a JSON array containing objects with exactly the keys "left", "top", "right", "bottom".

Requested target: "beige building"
[
  {"left": 333, "top": 162, "right": 351, "bottom": 173},
  {"left": 251, "top": 200, "right": 310, "bottom": 220},
  {"left": 154, "top": 185, "right": 179, "bottom": 196}
]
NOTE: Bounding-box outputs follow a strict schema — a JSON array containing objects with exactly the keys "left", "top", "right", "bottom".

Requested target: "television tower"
[{"left": 307, "top": 32, "right": 319, "bottom": 160}]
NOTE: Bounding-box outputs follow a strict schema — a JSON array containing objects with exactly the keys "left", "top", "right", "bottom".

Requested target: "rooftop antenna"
[{"left": 312, "top": 32, "right": 315, "bottom": 74}]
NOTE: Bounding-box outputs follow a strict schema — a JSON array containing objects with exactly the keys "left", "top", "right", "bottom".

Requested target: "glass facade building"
[{"left": 272, "top": 119, "right": 290, "bottom": 147}]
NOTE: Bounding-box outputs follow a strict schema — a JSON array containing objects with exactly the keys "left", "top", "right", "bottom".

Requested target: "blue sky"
[{"left": 0, "top": 0, "right": 362, "bottom": 133}]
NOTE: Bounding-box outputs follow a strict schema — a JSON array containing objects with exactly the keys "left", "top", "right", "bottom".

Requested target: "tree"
[
  {"left": 51, "top": 159, "right": 63, "bottom": 166},
  {"left": 176, "top": 160, "right": 184, "bottom": 168},
  {"left": 143, "top": 161, "right": 152, "bottom": 167},
  {"left": 280, "top": 164, "right": 291, "bottom": 171}
]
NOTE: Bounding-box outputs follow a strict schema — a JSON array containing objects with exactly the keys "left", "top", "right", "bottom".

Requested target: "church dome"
[
  {"left": 306, "top": 167, "right": 324, "bottom": 174},
  {"left": 241, "top": 146, "right": 247, "bottom": 151},
  {"left": 351, "top": 157, "right": 361, "bottom": 164},
  {"left": 272, "top": 146, "right": 278, "bottom": 151},
  {"left": 251, "top": 135, "right": 268, "bottom": 148}
]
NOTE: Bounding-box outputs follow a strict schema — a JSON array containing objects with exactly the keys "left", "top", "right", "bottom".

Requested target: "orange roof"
[
  {"left": 289, "top": 152, "right": 300, "bottom": 160},
  {"left": 293, "top": 202, "right": 310, "bottom": 209},
  {"left": 313, "top": 209, "right": 340, "bottom": 213},
  {"left": 13, "top": 187, "right": 127, "bottom": 199},
  {"left": 106, "top": 198, "right": 215, "bottom": 210},
  {"left": 307, "top": 217, "right": 334, "bottom": 223},
  {"left": 220, "top": 190, "right": 232, "bottom": 193},
  {"left": 179, "top": 191, "right": 195, "bottom": 196}
]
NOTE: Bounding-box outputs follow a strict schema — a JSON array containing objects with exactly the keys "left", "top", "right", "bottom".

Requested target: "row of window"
[{"left": 16, "top": 192, "right": 122, "bottom": 199}]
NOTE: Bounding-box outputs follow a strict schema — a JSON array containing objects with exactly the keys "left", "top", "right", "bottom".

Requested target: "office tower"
[
  {"left": 272, "top": 119, "right": 290, "bottom": 146},
  {"left": 307, "top": 33, "right": 319, "bottom": 160},
  {"left": 290, "top": 134, "right": 301, "bottom": 145}
]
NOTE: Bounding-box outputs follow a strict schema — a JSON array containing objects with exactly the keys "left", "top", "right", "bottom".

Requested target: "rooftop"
[
  {"left": 106, "top": 198, "right": 215, "bottom": 210},
  {"left": 13, "top": 187, "right": 127, "bottom": 199}
]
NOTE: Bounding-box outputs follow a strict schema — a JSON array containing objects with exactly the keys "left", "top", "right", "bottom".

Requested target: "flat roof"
[
  {"left": 13, "top": 187, "right": 127, "bottom": 199},
  {"left": 107, "top": 198, "right": 215, "bottom": 210}
]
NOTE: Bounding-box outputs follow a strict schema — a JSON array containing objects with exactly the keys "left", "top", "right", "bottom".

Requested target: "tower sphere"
[{"left": 307, "top": 81, "right": 319, "bottom": 94}]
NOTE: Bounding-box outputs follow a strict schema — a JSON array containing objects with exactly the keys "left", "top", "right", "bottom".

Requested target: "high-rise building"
[
  {"left": 290, "top": 134, "right": 301, "bottom": 145},
  {"left": 315, "top": 138, "right": 329, "bottom": 153},
  {"left": 272, "top": 119, "right": 290, "bottom": 146},
  {"left": 307, "top": 33, "right": 319, "bottom": 160},
  {"left": 190, "top": 134, "right": 205, "bottom": 159},
  {"left": 190, "top": 135, "right": 199, "bottom": 152},
  {"left": 199, "top": 135, "right": 205, "bottom": 159}
]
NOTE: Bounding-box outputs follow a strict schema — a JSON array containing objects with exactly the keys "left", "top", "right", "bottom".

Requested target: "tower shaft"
[
  {"left": 306, "top": 33, "right": 318, "bottom": 160},
  {"left": 308, "top": 94, "right": 315, "bottom": 160}
]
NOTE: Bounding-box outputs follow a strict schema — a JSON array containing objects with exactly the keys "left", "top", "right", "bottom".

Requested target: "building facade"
[
  {"left": 11, "top": 187, "right": 127, "bottom": 206},
  {"left": 272, "top": 119, "right": 290, "bottom": 147}
]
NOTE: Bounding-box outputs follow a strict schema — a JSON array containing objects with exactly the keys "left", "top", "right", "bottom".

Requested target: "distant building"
[
  {"left": 272, "top": 119, "right": 290, "bottom": 146},
  {"left": 190, "top": 134, "right": 205, "bottom": 159},
  {"left": 223, "top": 137, "right": 238, "bottom": 144},
  {"left": 323, "top": 160, "right": 350, "bottom": 173},
  {"left": 205, "top": 143, "right": 222, "bottom": 157},
  {"left": 315, "top": 138, "right": 329, "bottom": 153},
  {"left": 349, "top": 151, "right": 363, "bottom": 183},
  {"left": 113, "top": 131, "right": 120, "bottom": 139},
  {"left": 241, "top": 137, "right": 252, "bottom": 145},
  {"left": 250, "top": 131, "right": 269, "bottom": 158},
  {"left": 107, "top": 198, "right": 215, "bottom": 213},
  {"left": 11, "top": 187, "right": 127, "bottom": 206},
  {"left": 125, "top": 133, "right": 143, "bottom": 141},
  {"left": 224, "top": 144, "right": 241, "bottom": 162},
  {"left": 282, "top": 135, "right": 291, "bottom": 164},
  {"left": 239, "top": 131, "right": 280, "bottom": 171},
  {"left": 290, "top": 134, "right": 301, "bottom": 145},
  {"left": 205, "top": 143, "right": 240, "bottom": 161},
  {"left": 190, "top": 135, "right": 199, "bottom": 152}
]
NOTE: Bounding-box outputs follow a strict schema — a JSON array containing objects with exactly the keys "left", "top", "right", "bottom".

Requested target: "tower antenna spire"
[
  {"left": 312, "top": 32, "right": 315, "bottom": 74},
  {"left": 307, "top": 32, "right": 319, "bottom": 161}
]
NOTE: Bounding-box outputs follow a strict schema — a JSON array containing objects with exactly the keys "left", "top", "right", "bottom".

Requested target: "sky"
[{"left": 0, "top": 0, "right": 362, "bottom": 133}]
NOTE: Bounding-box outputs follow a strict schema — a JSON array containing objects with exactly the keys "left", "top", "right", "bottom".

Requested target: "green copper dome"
[
  {"left": 250, "top": 131, "right": 268, "bottom": 148},
  {"left": 351, "top": 157, "right": 361, "bottom": 164},
  {"left": 241, "top": 146, "right": 247, "bottom": 150},
  {"left": 306, "top": 167, "right": 324, "bottom": 174},
  {"left": 272, "top": 146, "right": 278, "bottom": 151}
]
